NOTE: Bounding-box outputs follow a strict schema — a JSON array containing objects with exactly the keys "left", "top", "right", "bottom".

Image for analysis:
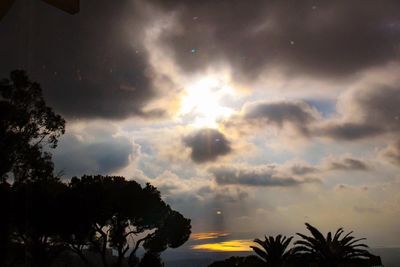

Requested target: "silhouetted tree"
[
  {"left": 208, "top": 256, "right": 265, "bottom": 267},
  {"left": 293, "top": 223, "right": 373, "bottom": 266},
  {"left": 60, "top": 175, "right": 191, "bottom": 267},
  {"left": 0, "top": 71, "right": 190, "bottom": 267},
  {"left": 0, "top": 181, "right": 12, "bottom": 266},
  {"left": 250, "top": 235, "right": 296, "bottom": 267},
  {"left": 58, "top": 179, "right": 98, "bottom": 267},
  {"left": 11, "top": 179, "right": 68, "bottom": 267},
  {"left": 0, "top": 70, "right": 65, "bottom": 182},
  {"left": 138, "top": 252, "right": 164, "bottom": 267}
]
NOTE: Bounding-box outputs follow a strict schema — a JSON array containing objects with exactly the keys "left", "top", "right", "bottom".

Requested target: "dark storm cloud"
[
  {"left": 317, "top": 84, "right": 400, "bottom": 140},
  {"left": 244, "top": 101, "right": 318, "bottom": 125},
  {"left": 148, "top": 0, "right": 400, "bottom": 79},
  {"left": 352, "top": 85, "right": 400, "bottom": 132},
  {"left": 243, "top": 101, "right": 319, "bottom": 134},
  {"left": 0, "top": 0, "right": 159, "bottom": 119},
  {"left": 53, "top": 133, "right": 136, "bottom": 177},
  {"left": 224, "top": 83, "right": 400, "bottom": 142},
  {"left": 183, "top": 128, "right": 231, "bottom": 163},
  {"left": 318, "top": 123, "right": 383, "bottom": 140},
  {"left": 210, "top": 166, "right": 316, "bottom": 187},
  {"left": 223, "top": 100, "right": 319, "bottom": 136},
  {"left": 327, "top": 158, "right": 369, "bottom": 171}
]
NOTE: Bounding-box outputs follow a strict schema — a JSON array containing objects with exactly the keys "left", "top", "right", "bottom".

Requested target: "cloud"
[
  {"left": 334, "top": 184, "right": 369, "bottom": 192},
  {"left": 290, "top": 164, "right": 319, "bottom": 175},
  {"left": 0, "top": 0, "right": 161, "bottom": 119},
  {"left": 183, "top": 128, "right": 232, "bottom": 163},
  {"left": 381, "top": 140, "right": 400, "bottom": 166},
  {"left": 223, "top": 100, "right": 320, "bottom": 137},
  {"left": 133, "top": 170, "right": 225, "bottom": 202},
  {"left": 317, "top": 123, "right": 383, "bottom": 140},
  {"left": 230, "top": 81, "right": 400, "bottom": 142},
  {"left": 316, "top": 83, "right": 400, "bottom": 140},
  {"left": 220, "top": 83, "right": 399, "bottom": 145},
  {"left": 214, "top": 187, "right": 249, "bottom": 203},
  {"left": 191, "top": 232, "right": 229, "bottom": 240},
  {"left": 147, "top": 0, "right": 400, "bottom": 80},
  {"left": 242, "top": 101, "right": 319, "bottom": 135},
  {"left": 210, "top": 165, "right": 317, "bottom": 187},
  {"left": 353, "top": 206, "right": 380, "bottom": 214},
  {"left": 135, "top": 170, "right": 198, "bottom": 196},
  {"left": 53, "top": 125, "right": 137, "bottom": 176},
  {"left": 346, "top": 85, "right": 400, "bottom": 132},
  {"left": 326, "top": 157, "right": 370, "bottom": 171}
]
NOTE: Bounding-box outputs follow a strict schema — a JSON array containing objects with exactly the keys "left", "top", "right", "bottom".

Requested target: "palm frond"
[{"left": 294, "top": 223, "right": 374, "bottom": 263}]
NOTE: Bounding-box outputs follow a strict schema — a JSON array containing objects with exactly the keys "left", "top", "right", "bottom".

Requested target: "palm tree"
[
  {"left": 293, "top": 223, "right": 373, "bottom": 266},
  {"left": 250, "top": 235, "right": 295, "bottom": 267}
]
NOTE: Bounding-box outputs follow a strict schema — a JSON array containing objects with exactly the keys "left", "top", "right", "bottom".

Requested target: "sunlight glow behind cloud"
[{"left": 179, "top": 76, "right": 235, "bottom": 128}]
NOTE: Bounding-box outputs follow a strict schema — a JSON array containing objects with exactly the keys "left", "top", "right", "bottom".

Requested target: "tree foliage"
[
  {"left": 0, "top": 70, "right": 191, "bottom": 267},
  {"left": 2, "top": 176, "right": 191, "bottom": 267},
  {"left": 59, "top": 175, "right": 191, "bottom": 267},
  {"left": 0, "top": 70, "right": 65, "bottom": 182},
  {"left": 11, "top": 179, "right": 67, "bottom": 267}
]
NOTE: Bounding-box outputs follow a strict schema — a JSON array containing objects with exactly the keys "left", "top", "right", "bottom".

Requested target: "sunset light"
[
  {"left": 192, "top": 240, "right": 254, "bottom": 252},
  {"left": 191, "top": 232, "right": 230, "bottom": 240}
]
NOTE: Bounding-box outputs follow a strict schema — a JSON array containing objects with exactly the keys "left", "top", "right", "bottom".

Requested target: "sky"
[{"left": 1, "top": 0, "right": 400, "bottom": 252}]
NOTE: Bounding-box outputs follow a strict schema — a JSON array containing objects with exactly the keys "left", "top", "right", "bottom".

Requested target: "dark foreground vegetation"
[
  {"left": 0, "top": 175, "right": 191, "bottom": 267},
  {"left": 209, "top": 224, "right": 383, "bottom": 267},
  {"left": 0, "top": 70, "right": 191, "bottom": 267},
  {"left": 0, "top": 70, "right": 384, "bottom": 267}
]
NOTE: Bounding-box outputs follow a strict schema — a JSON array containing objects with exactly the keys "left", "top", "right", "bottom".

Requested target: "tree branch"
[{"left": 131, "top": 233, "right": 154, "bottom": 256}]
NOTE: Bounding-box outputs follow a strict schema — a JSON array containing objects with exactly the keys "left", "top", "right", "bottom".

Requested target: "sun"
[{"left": 179, "top": 77, "right": 234, "bottom": 128}]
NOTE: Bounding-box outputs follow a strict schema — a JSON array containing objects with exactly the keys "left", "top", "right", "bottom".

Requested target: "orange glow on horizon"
[
  {"left": 191, "top": 232, "right": 230, "bottom": 240},
  {"left": 191, "top": 239, "right": 254, "bottom": 252}
]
